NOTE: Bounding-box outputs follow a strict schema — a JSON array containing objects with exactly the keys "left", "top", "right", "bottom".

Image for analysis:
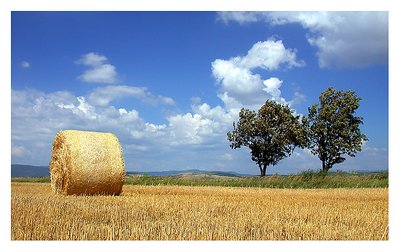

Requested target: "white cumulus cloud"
[
  {"left": 11, "top": 87, "right": 175, "bottom": 165},
  {"left": 218, "top": 11, "right": 388, "bottom": 68},
  {"left": 212, "top": 59, "right": 262, "bottom": 96},
  {"left": 263, "top": 77, "right": 283, "bottom": 99},
  {"left": 11, "top": 38, "right": 307, "bottom": 168},
  {"left": 239, "top": 40, "right": 304, "bottom": 70},
  {"left": 167, "top": 113, "right": 213, "bottom": 145},
  {"left": 79, "top": 64, "right": 117, "bottom": 84},
  {"left": 76, "top": 52, "right": 118, "bottom": 84},
  {"left": 75, "top": 52, "right": 108, "bottom": 66},
  {"left": 212, "top": 38, "right": 303, "bottom": 109}
]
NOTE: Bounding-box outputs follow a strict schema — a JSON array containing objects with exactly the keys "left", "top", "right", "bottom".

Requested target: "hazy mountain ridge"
[
  {"left": 11, "top": 164, "right": 386, "bottom": 178},
  {"left": 11, "top": 164, "right": 50, "bottom": 177},
  {"left": 11, "top": 164, "right": 250, "bottom": 178}
]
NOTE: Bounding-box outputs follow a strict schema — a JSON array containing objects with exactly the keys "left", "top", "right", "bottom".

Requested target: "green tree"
[
  {"left": 227, "top": 100, "right": 306, "bottom": 177},
  {"left": 304, "top": 87, "right": 368, "bottom": 173}
]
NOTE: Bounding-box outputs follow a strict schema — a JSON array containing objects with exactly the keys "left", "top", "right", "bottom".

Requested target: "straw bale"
[{"left": 49, "top": 130, "right": 125, "bottom": 195}]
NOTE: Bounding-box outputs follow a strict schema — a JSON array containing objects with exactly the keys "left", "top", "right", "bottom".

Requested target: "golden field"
[{"left": 11, "top": 182, "right": 388, "bottom": 240}]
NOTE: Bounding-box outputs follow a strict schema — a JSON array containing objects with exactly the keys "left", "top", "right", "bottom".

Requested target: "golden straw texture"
[{"left": 49, "top": 130, "right": 125, "bottom": 195}]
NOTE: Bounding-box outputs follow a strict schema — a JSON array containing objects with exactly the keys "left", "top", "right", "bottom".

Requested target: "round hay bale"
[{"left": 49, "top": 130, "right": 125, "bottom": 195}]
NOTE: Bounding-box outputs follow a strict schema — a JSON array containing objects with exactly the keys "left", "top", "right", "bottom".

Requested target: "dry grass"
[{"left": 11, "top": 183, "right": 388, "bottom": 240}]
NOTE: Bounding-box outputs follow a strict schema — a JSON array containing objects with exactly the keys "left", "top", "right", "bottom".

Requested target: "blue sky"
[{"left": 11, "top": 11, "right": 388, "bottom": 175}]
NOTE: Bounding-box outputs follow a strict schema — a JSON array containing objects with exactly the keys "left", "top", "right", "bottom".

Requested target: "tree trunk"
[
  {"left": 322, "top": 159, "right": 330, "bottom": 173},
  {"left": 260, "top": 165, "right": 267, "bottom": 177}
]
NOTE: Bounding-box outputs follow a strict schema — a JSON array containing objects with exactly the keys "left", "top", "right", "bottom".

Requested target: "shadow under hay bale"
[{"left": 49, "top": 130, "right": 126, "bottom": 195}]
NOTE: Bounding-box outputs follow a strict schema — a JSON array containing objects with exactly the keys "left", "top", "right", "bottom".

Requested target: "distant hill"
[
  {"left": 126, "top": 169, "right": 250, "bottom": 177},
  {"left": 11, "top": 164, "right": 50, "bottom": 177},
  {"left": 11, "top": 164, "right": 250, "bottom": 178}
]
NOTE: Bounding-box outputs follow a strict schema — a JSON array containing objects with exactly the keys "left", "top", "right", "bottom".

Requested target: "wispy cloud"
[
  {"left": 11, "top": 145, "right": 30, "bottom": 157},
  {"left": 288, "top": 91, "right": 307, "bottom": 107},
  {"left": 20, "top": 60, "right": 30, "bottom": 68},
  {"left": 88, "top": 85, "right": 175, "bottom": 107},
  {"left": 217, "top": 12, "right": 266, "bottom": 25}
]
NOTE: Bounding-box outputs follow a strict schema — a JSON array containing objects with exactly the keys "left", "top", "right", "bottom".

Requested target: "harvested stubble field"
[{"left": 11, "top": 182, "right": 388, "bottom": 240}]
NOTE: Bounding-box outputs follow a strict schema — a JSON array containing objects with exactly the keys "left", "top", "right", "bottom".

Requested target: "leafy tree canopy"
[
  {"left": 227, "top": 100, "right": 306, "bottom": 176},
  {"left": 304, "top": 87, "right": 368, "bottom": 172}
]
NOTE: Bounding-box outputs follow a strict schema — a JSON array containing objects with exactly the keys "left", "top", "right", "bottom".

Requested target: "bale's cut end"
[{"left": 49, "top": 130, "right": 126, "bottom": 195}]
